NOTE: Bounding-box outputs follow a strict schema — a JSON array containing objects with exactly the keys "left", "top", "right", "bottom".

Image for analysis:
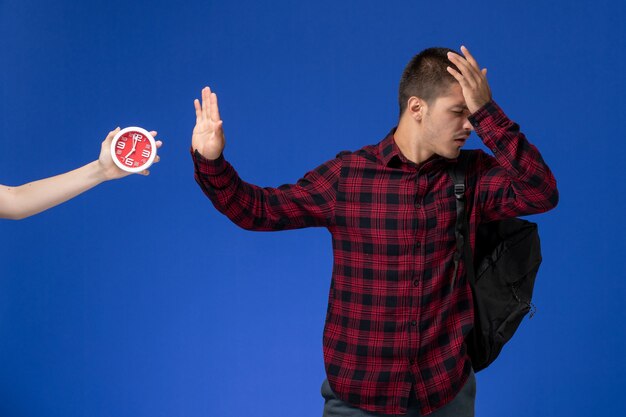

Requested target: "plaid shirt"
[{"left": 192, "top": 101, "right": 558, "bottom": 415}]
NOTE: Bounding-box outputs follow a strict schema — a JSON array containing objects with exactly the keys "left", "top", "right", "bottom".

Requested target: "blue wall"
[{"left": 1, "top": 1, "right": 624, "bottom": 416}]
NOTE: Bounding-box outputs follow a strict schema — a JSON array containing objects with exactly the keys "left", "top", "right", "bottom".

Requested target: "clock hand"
[
  {"left": 124, "top": 146, "right": 136, "bottom": 159},
  {"left": 124, "top": 137, "right": 140, "bottom": 159}
]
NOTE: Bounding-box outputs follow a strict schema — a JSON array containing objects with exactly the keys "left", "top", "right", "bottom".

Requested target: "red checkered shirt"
[{"left": 192, "top": 101, "right": 558, "bottom": 415}]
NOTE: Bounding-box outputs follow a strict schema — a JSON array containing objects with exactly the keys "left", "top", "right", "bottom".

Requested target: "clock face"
[{"left": 110, "top": 127, "right": 157, "bottom": 173}]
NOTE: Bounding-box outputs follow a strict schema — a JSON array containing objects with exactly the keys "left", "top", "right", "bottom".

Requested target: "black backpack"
[{"left": 449, "top": 151, "right": 542, "bottom": 372}]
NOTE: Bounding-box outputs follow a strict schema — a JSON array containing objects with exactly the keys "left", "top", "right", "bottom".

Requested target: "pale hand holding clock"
[
  {"left": 99, "top": 127, "right": 162, "bottom": 180},
  {"left": 192, "top": 86, "right": 225, "bottom": 160},
  {"left": 0, "top": 128, "right": 163, "bottom": 220}
]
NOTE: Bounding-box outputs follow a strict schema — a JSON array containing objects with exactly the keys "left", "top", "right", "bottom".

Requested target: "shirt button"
[
  {"left": 416, "top": 242, "right": 421, "bottom": 248},
  {"left": 413, "top": 279, "right": 419, "bottom": 287},
  {"left": 416, "top": 203, "right": 421, "bottom": 208},
  {"left": 411, "top": 320, "right": 417, "bottom": 326}
]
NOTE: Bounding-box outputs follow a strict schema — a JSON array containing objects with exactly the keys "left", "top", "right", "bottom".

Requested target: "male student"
[{"left": 190, "top": 46, "right": 558, "bottom": 416}]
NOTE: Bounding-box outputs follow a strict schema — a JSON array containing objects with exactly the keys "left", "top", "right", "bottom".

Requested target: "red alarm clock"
[{"left": 110, "top": 127, "right": 157, "bottom": 173}]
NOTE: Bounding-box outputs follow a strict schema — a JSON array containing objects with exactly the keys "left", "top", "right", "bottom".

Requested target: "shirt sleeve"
[
  {"left": 468, "top": 101, "right": 559, "bottom": 222},
  {"left": 191, "top": 149, "right": 340, "bottom": 231}
]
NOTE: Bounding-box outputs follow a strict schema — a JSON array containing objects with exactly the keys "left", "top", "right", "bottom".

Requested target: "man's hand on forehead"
[{"left": 446, "top": 46, "right": 492, "bottom": 114}]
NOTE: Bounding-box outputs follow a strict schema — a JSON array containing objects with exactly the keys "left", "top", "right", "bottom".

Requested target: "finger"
[
  {"left": 215, "top": 120, "right": 224, "bottom": 133},
  {"left": 201, "top": 88, "right": 208, "bottom": 119},
  {"left": 202, "top": 87, "right": 211, "bottom": 120},
  {"left": 210, "top": 92, "right": 221, "bottom": 122},
  {"left": 104, "top": 127, "right": 121, "bottom": 143},
  {"left": 448, "top": 52, "right": 475, "bottom": 75},
  {"left": 446, "top": 65, "right": 476, "bottom": 95},
  {"left": 153, "top": 155, "right": 160, "bottom": 163},
  {"left": 155, "top": 140, "right": 163, "bottom": 148},
  {"left": 448, "top": 52, "right": 480, "bottom": 85},
  {"left": 447, "top": 52, "right": 471, "bottom": 75},
  {"left": 460, "top": 45, "right": 480, "bottom": 71},
  {"left": 194, "top": 98, "right": 202, "bottom": 121},
  {"left": 459, "top": 47, "right": 489, "bottom": 86},
  {"left": 446, "top": 66, "right": 465, "bottom": 83},
  {"left": 149, "top": 130, "right": 157, "bottom": 137}
]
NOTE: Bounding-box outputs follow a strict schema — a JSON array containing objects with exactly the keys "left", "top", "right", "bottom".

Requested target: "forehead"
[{"left": 432, "top": 83, "right": 466, "bottom": 107}]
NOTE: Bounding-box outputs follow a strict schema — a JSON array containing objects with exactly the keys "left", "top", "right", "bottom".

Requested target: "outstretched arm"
[
  {"left": 191, "top": 86, "right": 338, "bottom": 231},
  {"left": 0, "top": 128, "right": 163, "bottom": 220}
]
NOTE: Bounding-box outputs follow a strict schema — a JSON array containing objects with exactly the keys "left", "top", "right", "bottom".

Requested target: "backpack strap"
[{"left": 448, "top": 151, "right": 476, "bottom": 290}]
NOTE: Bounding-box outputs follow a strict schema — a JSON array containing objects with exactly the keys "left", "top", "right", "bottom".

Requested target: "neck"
[{"left": 394, "top": 117, "right": 433, "bottom": 165}]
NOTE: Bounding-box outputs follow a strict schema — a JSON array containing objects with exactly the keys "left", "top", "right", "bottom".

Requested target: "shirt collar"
[
  {"left": 377, "top": 127, "right": 456, "bottom": 170},
  {"left": 378, "top": 128, "right": 404, "bottom": 167}
]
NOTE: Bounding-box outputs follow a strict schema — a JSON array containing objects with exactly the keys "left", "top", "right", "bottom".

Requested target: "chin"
[{"left": 442, "top": 148, "right": 461, "bottom": 160}]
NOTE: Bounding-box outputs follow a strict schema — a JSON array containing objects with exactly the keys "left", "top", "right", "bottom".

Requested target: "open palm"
[{"left": 192, "top": 86, "right": 225, "bottom": 160}]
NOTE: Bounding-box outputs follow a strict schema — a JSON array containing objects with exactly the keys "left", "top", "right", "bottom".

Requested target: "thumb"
[{"left": 104, "top": 127, "right": 121, "bottom": 143}]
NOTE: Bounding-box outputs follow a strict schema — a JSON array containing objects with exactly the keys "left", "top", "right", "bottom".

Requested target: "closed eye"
[{"left": 451, "top": 108, "right": 469, "bottom": 116}]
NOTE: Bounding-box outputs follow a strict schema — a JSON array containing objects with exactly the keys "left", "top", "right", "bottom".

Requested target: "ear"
[{"left": 407, "top": 96, "right": 425, "bottom": 121}]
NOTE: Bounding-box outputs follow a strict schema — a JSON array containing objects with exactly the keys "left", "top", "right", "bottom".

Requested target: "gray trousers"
[{"left": 321, "top": 370, "right": 476, "bottom": 417}]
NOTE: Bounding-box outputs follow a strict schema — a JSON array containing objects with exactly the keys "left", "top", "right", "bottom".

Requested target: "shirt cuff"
[
  {"left": 191, "top": 147, "right": 228, "bottom": 176},
  {"left": 467, "top": 100, "right": 509, "bottom": 130}
]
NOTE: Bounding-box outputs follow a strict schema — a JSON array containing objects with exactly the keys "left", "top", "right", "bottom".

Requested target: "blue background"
[{"left": 1, "top": 1, "right": 624, "bottom": 416}]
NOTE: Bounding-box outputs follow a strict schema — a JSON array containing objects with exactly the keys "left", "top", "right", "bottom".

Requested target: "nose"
[{"left": 463, "top": 117, "right": 474, "bottom": 132}]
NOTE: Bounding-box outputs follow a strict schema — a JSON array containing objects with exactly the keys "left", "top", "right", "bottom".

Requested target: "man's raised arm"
[
  {"left": 448, "top": 46, "right": 559, "bottom": 220},
  {"left": 191, "top": 86, "right": 339, "bottom": 231}
]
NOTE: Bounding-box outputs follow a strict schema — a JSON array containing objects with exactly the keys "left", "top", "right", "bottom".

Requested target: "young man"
[
  {"left": 190, "top": 46, "right": 558, "bottom": 416},
  {"left": 0, "top": 127, "right": 162, "bottom": 220}
]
